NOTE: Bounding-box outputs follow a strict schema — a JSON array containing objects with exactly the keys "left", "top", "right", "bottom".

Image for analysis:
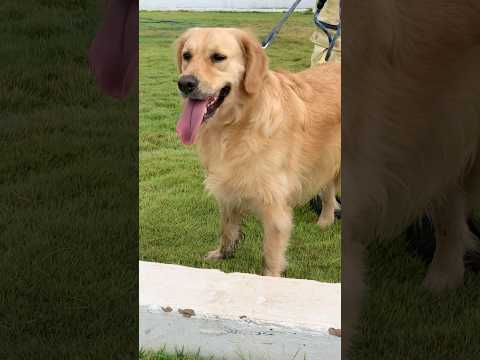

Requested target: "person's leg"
[
  {"left": 310, "top": 29, "right": 342, "bottom": 65},
  {"left": 310, "top": 0, "right": 341, "bottom": 66}
]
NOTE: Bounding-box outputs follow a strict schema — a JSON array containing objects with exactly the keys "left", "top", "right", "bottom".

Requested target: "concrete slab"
[{"left": 139, "top": 261, "right": 341, "bottom": 359}]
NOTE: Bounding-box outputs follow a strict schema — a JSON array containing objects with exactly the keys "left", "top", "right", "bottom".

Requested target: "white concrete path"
[
  {"left": 140, "top": 0, "right": 316, "bottom": 12},
  {"left": 139, "top": 261, "right": 341, "bottom": 359}
]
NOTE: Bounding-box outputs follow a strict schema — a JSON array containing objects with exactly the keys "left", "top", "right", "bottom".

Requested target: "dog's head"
[{"left": 175, "top": 28, "right": 268, "bottom": 144}]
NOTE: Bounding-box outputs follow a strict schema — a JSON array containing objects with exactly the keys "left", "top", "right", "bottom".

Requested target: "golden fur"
[
  {"left": 342, "top": 1, "right": 480, "bottom": 355},
  {"left": 176, "top": 28, "right": 341, "bottom": 276}
]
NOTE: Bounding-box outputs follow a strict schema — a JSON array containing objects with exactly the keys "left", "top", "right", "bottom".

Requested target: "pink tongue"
[{"left": 176, "top": 99, "right": 209, "bottom": 145}]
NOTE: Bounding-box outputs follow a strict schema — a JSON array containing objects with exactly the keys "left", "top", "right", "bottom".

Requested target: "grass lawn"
[
  {"left": 139, "top": 10, "right": 341, "bottom": 282},
  {"left": 1, "top": 1, "right": 138, "bottom": 358},
  {"left": 140, "top": 348, "right": 213, "bottom": 360},
  {"left": 350, "top": 235, "right": 480, "bottom": 360}
]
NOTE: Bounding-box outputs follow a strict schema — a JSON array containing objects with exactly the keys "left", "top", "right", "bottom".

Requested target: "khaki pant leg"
[
  {"left": 311, "top": 33, "right": 341, "bottom": 66},
  {"left": 311, "top": 0, "right": 341, "bottom": 66}
]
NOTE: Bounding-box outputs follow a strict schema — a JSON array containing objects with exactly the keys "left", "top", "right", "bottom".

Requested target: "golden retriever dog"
[
  {"left": 342, "top": 0, "right": 480, "bottom": 356},
  {"left": 174, "top": 28, "right": 340, "bottom": 276}
]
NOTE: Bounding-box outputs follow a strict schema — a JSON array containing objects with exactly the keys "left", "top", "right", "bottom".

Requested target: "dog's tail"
[{"left": 406, "top": 215, "right": 480, "bottom": 273}]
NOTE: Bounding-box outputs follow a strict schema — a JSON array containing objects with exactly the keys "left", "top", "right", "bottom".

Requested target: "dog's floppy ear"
[
  {"left": 175, "top": 30, "right": 191, "bottom": 73},
  {"left": 237, "top": 30, "right": 268, "bottom": 95}
]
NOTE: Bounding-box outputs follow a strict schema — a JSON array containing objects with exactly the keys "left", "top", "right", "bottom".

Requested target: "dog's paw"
[
  {"left": 317, "top": 215, "right": 335, "bottom": 230},
  {"left": 422, "top": 263, "right": 464, "bottom": 292},
  {"left": 263, "top": 268, "right": 282, "bottom": 277},
  {"left": 204, "top": 249, "right": 225, "bottom": 261},
  {"left": 262, "top": 262, "right": 287, "bottom": 277}
]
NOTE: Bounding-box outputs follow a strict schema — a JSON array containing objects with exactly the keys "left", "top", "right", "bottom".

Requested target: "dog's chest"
[{"left": 197, "top": 127, "right": 294, "bottom": 205}]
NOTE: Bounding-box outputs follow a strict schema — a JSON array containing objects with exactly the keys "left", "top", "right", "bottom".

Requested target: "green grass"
[
  {"left": 140, "top": 348, "right": 213, "bottom": 360},
  {"left": 351, "top": 236, "right": 480, "bottom": 360},
  {"left": 0, "top": 1, "right": 138, "bottom": 358},
  {"left": 139, "top": 11, "right": 340, "bottom": 282}
]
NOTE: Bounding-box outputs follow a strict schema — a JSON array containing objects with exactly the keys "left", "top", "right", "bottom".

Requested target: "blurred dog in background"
[{"left": 342, "top": 0, "right": 480, "bottom": 356}]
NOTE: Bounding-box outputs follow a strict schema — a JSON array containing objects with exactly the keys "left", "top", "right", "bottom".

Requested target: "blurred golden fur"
[
  {"left": 343, "top": 0, "right": 480, "bottom": 355},
  {"left": 176, "top": 28, "right": 341, "bottom": 276}
]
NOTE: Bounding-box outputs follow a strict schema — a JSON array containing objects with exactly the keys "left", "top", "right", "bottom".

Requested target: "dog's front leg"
[
  {"left": 260, "top": 204, "right": 293, "bottom": 277},
  {"left": 205, "top": 203, "right": 242, "bottom": 260}
]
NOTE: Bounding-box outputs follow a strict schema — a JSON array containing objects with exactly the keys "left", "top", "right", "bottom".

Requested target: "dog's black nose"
[{"left": 178, "top": 75, "right": 199, "bottom": 94}]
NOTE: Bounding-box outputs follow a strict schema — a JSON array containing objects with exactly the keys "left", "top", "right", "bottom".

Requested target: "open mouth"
[
  {"left": 203, "top": 85, "right": 231, "bottom": 121},
  {"left": 176, "top": 85, "right": 231, "bottom": 145}
]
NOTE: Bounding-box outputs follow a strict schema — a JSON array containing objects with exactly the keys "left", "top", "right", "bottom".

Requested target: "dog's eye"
[
  {"left": 183, "top": 52, "right": 192, "bottom": 61},
  {"left": 212, "top": 53, "right": 227, "bottom": 63}
]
